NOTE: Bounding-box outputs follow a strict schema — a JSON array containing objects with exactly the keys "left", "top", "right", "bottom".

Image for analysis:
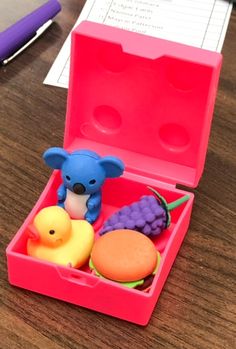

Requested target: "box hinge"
[{"left": 123, "top": 171, "right": 176, "bottom": 190}]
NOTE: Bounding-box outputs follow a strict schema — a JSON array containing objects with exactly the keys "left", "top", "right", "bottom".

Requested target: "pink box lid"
[{"left": 64, "top": 21, "right": 222, "bottom": 188}]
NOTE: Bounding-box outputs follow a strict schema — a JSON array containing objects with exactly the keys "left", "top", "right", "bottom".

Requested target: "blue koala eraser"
[{"left": 43, "top": 147, "right": 125, "bottom": 224}]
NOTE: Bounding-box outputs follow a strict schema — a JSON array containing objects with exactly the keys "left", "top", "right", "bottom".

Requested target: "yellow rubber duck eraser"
[{"left": 27, "top": 206, "right": 94, "bottom": 268}]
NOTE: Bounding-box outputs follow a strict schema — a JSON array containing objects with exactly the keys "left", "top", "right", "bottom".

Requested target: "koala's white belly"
[{"left": 64, "top": 190, "right": 90, "bottom": 219}]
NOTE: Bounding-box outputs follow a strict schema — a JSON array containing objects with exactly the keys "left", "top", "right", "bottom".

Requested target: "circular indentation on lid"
[
  {"left": 80, "top": 122, "right": 95, "bottom": 138},
  {"left": 159, "top": 123, "right": 190, "bottom": 152},
  {"left": 166, "top": 61, "right": 197, "bottom": 92},
  {"left": 93, "top": 105, "right": 122, "bottom": 134},
  {"left": 99, "top": 45, "right": 127, "bottom": 73}
]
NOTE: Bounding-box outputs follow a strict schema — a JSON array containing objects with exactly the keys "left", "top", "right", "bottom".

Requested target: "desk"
[{"left": 0, "top": 1, "right": 235, "bottom": 348}]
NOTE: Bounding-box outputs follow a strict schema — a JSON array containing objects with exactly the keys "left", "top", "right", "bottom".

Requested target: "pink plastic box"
[{"left": 6, "top": 21, "right": 222, "bottom": 325}]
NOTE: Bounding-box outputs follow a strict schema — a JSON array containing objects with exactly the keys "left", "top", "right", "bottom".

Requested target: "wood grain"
[{"left": 0, "top": 1, "right": 235, "bottom": 348}]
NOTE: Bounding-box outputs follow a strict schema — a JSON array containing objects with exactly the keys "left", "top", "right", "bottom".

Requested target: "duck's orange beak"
[{"left": 28, "top": 224, "right": 40, "bottom": 240}]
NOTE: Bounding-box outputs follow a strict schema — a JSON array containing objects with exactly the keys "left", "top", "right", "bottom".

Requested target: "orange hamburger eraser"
[{"left": 90, "top": 229, "right": 157, "bottom": 282}]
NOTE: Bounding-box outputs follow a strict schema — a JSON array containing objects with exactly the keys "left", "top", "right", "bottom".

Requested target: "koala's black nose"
[{"left": 73, "top": 183, "right": 85, "bottom": 194}]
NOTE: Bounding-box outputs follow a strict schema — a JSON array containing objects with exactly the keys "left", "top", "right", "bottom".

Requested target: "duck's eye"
[
  {"left": 49, "top": 230, "right": 55, "bottom": 235},
  {"left": 66, "top": 175, "right": 71, "bottom": 181},
  {"left": 89, "top": 179, "right": 96, "bottom": 185}
]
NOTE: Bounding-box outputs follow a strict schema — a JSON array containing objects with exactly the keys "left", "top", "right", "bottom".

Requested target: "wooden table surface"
[{"left": 0, "top": 1, "right": 235, "bottom": 348}]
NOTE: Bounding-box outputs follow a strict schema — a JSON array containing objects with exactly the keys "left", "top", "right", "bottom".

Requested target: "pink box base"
[{"left": 7, "top": 172, "right": 193, "bottom": 325}]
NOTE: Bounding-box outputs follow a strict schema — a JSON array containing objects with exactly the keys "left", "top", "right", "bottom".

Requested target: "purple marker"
[{"left": 0, "top": 0, "right": 61, "bottom": 64}]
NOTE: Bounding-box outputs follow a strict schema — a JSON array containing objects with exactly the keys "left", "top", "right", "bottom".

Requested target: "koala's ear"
[
  {"left": 43, "top": 147, "right": 69, "bottom": 169},
  {"left": 98, "top": 156, "right": 124, "bottom": 178}
]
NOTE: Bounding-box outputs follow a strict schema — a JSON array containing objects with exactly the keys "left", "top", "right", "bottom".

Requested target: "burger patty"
[{"left": 135, "top": 274, "right": 155, "bottom": 291}]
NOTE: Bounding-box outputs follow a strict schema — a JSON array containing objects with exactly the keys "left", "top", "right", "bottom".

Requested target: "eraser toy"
[
  {"left": 100, "top": 187, "right": 190, "bottom": 237},
  {"left": 43, "top": 148, "right": 124, "bottom": 223},
  {"left": 27, "top": 206, "right": 94, "bottom": 268},
  {"left": 89, "top": 229, "right": 161, "bottom": 291}
]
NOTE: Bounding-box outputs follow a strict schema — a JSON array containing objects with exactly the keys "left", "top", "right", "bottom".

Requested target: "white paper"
[{"left": 44, "top": 0, "right": 233, "bottom": 88}]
